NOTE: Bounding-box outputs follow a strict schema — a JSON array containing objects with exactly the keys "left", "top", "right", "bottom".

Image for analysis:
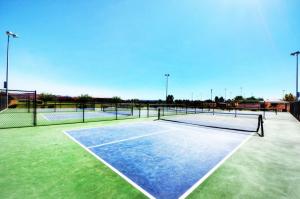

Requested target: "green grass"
[
  {"left": 0, "top": 120, "right": 147, "bottom": 199},
  {"left": 0, "top": 113, "right": 300, "bottom": 199}
]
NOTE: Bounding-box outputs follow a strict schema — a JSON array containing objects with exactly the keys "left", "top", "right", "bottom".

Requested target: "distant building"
[{"left": 264, "top": 100, "right": 290, "bottom": 112}]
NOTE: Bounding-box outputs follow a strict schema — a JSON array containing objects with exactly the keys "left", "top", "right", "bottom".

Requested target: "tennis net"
[
  {"left": 157, "top": 108, "right": 264, "bottom": 137},
  {"left": 102, "top": 106, "right": 133, "bottom": 116}
]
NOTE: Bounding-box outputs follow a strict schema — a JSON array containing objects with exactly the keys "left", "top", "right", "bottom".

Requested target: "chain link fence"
[
  {"left": 0, "top": 89, "right": 36, "bottom": 128},
  {"left": 290, "top": 101, "right": 300, "bottom": 121},
  {"left": 0, "top": 89, "right": 282, "bottom": 129}
]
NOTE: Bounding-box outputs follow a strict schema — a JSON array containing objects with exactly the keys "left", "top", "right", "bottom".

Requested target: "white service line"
[
  {"left": 63, "top": 131, "right": 155, "bottom": 199},
  {"left": 87, "top": 129, "right": 172, "bottom": 149},
  {"left": 178, "top": 131, "right": 255, "bottom": 199}
]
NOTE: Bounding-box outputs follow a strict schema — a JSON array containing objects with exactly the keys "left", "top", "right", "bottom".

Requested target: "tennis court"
[
  {"left": 41, "top": 110, "right": 131, "bottom": 121},
  {"left": 65, "top": 113, "right": 263, "bottom": 199}
]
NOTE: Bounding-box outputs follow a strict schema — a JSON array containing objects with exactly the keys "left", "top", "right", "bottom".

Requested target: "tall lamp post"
[
  {"left": 4, "top": 31, "right": 18, "bottom": 108},
  {"left": 210, "top": 89, "right": 213, "bottom": 101},
  {"left": 291, "top": 51, "right": 300, "bottom": 101},
  {"left": 240, "top": 87, "right": 243, "bottom": 97},
  {"left": 164, "top": 74, "right": 170, "bottom": 102},
  {"left": 282, "top": 90, "right": 286, "bottom": 100}
]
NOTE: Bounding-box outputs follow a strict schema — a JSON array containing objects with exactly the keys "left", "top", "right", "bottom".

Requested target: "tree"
[
  {"left": 246, "top": 96, "right": 256, "bottom": 101},
  {"left": 77, "top": 94, "right": 92, "bottom": 103},
  {"left": 39, "top": 93, "right": 56, "bottom": 105},
  {"left": 214, "top": 96, "right": 219, "bottom": 102},
  {"left": 284, "top": 93, "right": 296, "bottom": 102},
  {"left": 219, "top": 97, "right": 225, "bottom": 103},
  {"left": 166, "top": 95, "right": 174, "bottom": 104},
  {"left": 234, "top": 96, "right": 244, "bottom": 102},
  {"left": 131, "top": 98, "right": 139, "bottom": 104},
  {"left": 112, "top": 96, "right": 122, "bottom": 103}
]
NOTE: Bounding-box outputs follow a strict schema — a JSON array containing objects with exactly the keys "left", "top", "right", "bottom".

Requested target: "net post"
[
  {"left": 33, "top": 91, "right": 37, "bottom": 126},
  {"left": 213, "top": 107, "right": 215, "bottom": 115},
  {"left": 235, "top": 108, "right": 237, "bottom": 117},
  {"left": 263, "top": 109, "right": 266, "bottom": 119},
  {"left": 162, "top": 105, "right": 165, "bottom": 116},
  {"left": 158, "top": 108, "right": 161, "bottom": 120},
  {"left": 258, "top": 114, "right": 264, "bottom": 137}
]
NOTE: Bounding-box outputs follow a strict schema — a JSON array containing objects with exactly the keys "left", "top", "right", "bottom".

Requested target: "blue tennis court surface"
[{"left": 65, "top": 121, "right": 252, "bottom": 199}]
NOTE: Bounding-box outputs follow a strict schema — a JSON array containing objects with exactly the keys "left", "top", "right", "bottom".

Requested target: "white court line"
[
  {"left": 178, "top": 131, "right": 255, "bottom": 199},
  {"left": 0, "top": 108, "right": 8, "bottom": 113},
  {"left": 87, "top": 129, "right": 172, "bottom": 149},
  {"left": 63, "top": 131, "right": 155, "bottom": 199},
  {"left": 39, "top": 113, "right": 50, "bottom": 121},
  {"left": 64, "top": 121, "right": 156, "bottom": 132},
  {"left": 64, "top": 121, "right": 254, "bottom": 199}
]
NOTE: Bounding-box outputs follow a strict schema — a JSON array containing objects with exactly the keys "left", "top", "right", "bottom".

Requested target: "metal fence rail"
[
  {"left": 0, "top": 89, "right": 36, "bottom": 128},
  {"left": 290, "top": 101, "right": 300, "bottom": 121},
  {"left": 0, "top": 90, "right": 280, "bottom": 129}
]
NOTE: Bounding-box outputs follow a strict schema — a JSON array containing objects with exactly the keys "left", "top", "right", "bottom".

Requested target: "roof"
[{"left": 264, "top": 99, "right": 289, "bottom": 104}]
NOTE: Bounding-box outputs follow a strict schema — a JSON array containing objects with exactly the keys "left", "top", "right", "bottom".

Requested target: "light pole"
[
  {"left": 291, "top": 51, "right": 299, "bottom": 101},
  {"left": 4, "top": 31, "right": 18, "bottom": 108},
  {"left": 240, "top": 87, "right": 243, "bottom": 97},
  {"left": 210, "top": 89, "right": 213, "bottom": 101},
  {"left": 164, "top": 74, "right": 170, "bottom": 102},
  {"left": 282, "top": 90, "right": 286, "bottom": 100}
]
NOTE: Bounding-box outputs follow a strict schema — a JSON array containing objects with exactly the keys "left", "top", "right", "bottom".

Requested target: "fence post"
[
  {"left": 33, "top": 91, "right": 37, "bottom": 126},
  {"left": 27, "top": 94, "right": 30, "bottom": 113},
  {"left": 158, "top": 108, "right": 161, "bottom": 120},
  {"left": 131, "top": 104, "right": 134, "bottom": 116},
  {"left": 82, "top": 103, "right": 85, "bottom": 123},
  {"left": 115, "top": 103, "right": 118, "bottom": 120},
  {"left": 147, "top": 104, "right": 149, "bottom": 117},
  {"left": 139, "top": 106, "right": 141, "bottom": 118}
]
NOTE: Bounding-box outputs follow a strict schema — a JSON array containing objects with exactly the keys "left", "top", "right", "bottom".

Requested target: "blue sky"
[{"left": 0, "top": 0, "right": 299, "bottom": 100}]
